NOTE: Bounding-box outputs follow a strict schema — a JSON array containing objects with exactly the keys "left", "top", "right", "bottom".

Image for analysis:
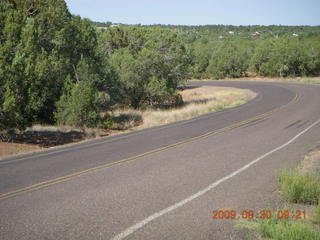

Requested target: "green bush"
[
  {"left": 0, "top": 1, "right": 106, "bottom": 133},
  {"left": 206, "top": 41, "right": 251, "bottom": 79},
  {"left": 101, "top": 115, "right": 115, "bottom": 129},
  {"left": 250, "top": 38, "right": 314, "bottom": 77},
  {"left": 277, "top": 169, "right": 320, "bottom": 204},
  {"left": 55, "top": 81, "right": 109, "bottom": 128}
]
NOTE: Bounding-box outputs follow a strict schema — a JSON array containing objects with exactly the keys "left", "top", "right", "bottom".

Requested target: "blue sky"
[{"left": 65, "top": 0, "right": 320, "bottom": 26}]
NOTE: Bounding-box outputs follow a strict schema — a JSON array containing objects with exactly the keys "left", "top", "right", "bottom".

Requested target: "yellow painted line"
[{"left": 0, "top": 93, "right": 300, "bottom": 201}]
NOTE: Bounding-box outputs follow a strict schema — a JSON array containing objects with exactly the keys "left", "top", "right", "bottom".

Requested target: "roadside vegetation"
[
  {"left": 241, "top": 213, "right": 320, "bottom": 240},
  {"left": 1, "top": 0, "right": 320, "bottom": 153},
  {"left": 115, "top": 87, "right": 252, "bottom": 130},
  {"left": 0, "top": 0, "right": 191, "bottom": 139},
  {"left": 0, "top": 86, "right": 252, "bottom": 158},
  {"left": 200, "top": 76, "right": 320, "bottom": 85},
  {"left": 238, "top": 150, "right": 320, "bottom": 240},
  {"left": 277, "top": 169, "right": 320, "bottom": 205}
]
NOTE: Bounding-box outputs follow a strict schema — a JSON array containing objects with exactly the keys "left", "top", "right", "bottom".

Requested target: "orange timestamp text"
[{"left": 211, "top": 209, "right": 307, "bottom": 220}]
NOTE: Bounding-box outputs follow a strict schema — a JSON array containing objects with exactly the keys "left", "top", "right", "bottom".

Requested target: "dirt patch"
[
  {"left": 298, "top": 146, "right": 320, "bottom": 175},
  {"left": 10, "top": 131, "right": 85, "bottom": 147},
  {"left": 0, "top": 142, "right": 42, "bottom": 158},
  {"left": 0, "top": 131, "right": 86, "bottom": 160}
]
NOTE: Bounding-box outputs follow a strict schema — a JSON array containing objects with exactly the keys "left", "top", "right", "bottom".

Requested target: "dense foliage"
[
  {"left": 171, "top": 25, "right": 320, "bottom": 79},
  {"left": 100, "top": 26, "right": 190, "bottom": 108},
  {"left": 0, "top": 0, "right": 189, "bottom": 135},
  {"left": 0, "top": 0, "right": 109, "bottom": 133},
  {"left": 250, "top": 37, "right": 320, "bottom": 77},
  {"left": 206, "top": 40, "right": 253, "bottom": 79},
  {"left": 1, "top": 0, "right": 320, "bottom": 135}
]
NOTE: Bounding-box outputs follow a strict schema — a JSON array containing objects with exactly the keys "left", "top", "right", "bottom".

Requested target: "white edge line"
[{"left": 111, "top": 118, "right": 320, "bottom": 240}]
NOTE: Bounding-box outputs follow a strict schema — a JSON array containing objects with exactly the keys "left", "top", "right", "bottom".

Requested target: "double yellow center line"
[{"left": 0, "top": 93, "right": 300, "bottom": 201}]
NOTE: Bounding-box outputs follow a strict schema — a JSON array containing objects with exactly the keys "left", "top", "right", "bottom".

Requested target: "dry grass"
[
  {"left": 193, "top": 76, "right": 320, "bottom": 85},
  {"left": 298, "top": 147, "right": 320, "bottom": 175},
  {"left": 28, "top": 124, "right": 82, "bottom": 133},
  {"left": 114, "top": 86, "right": 254, "bottom": 129}
]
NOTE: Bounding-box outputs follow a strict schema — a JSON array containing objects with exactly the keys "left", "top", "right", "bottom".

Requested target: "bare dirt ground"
[
  {"left": 0, "top": 130, "right": 85, "bottom": 159},
  {"left": 0, "top": 128, "right": 122, "bottom": 160},
  {"left": 0, "top": 142, "right": 42, "bottom": 158},
  {"left": 298, "top": 146, "right": 320, "bottom": 174}
]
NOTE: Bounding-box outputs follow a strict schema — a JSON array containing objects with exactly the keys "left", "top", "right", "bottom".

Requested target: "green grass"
[
  {"left": 238, "top": 166, "right": 320, "bottom": 239},
  {"left": 314, "top": 206, "right": 320, "bottom": 224},
  {"left": 277, "top": 169, "right": 320, "bottom": 205},
  {"left": 259, "top": 219, "right": 320, "bottom": 240},
  {"left": 237, "top": 209, "right": 320, "bottom": 240}
]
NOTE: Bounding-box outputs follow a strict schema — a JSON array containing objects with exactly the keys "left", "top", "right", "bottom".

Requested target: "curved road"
[{"left": 1, "top": 81, "right": 320, "bottom": 240}]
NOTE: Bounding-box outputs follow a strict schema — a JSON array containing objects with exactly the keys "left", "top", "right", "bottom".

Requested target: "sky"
[{"left": 65, "top": 0, "right": 320, "bottom": 26}]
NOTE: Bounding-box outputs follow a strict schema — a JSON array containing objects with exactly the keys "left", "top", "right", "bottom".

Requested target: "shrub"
[
  {"left": 101, "top": 115, "right": 115, "bottom": 129},
  {"left": 206, "top": 41, "right": 251, "bottom": 79},
  {"left": 113, "top": 112, "right": 143, "bottom": 130},
  {"left": 55, "top": 81, "right": 109, "bottom": 128}
]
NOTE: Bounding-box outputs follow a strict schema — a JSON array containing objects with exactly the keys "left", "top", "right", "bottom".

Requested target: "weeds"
[
  {"left": 314, "top": 206, "right": 320, "bottom": 224},
  {"left": 237, "top": 208, "right": 320, "bottom": 240},
  {"left": 258, "top": 219, "right": 320, "bottom": 240},
  {"left": 112, "top": 112, "right": 143, "bottom": 130},
  {"left": 238, "top": 154, "right": 320, "bottom": 239},
  {"left": 277, "top": 169, "right": 320, "bottom": 205}
]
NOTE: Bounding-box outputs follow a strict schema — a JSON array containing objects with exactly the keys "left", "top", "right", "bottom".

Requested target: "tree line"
[
  {"left": 1, "top": 0, "right": 320, "bottom": 136},
  {"left": 161, "top": 24, "right": 320, "bottom": 79}
]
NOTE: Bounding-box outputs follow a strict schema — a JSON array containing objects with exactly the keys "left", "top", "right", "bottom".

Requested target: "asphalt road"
[{"left": 1, "top": 81, "right": 320, "bottom": 240}]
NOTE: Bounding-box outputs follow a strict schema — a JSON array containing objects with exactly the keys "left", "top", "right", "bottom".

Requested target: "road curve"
[{"left": 1, "top": 81, "right": 320, "bottom": 240}]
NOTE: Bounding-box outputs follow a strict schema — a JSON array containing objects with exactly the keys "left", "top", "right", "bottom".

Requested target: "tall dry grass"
[
  {"left": 113, "top": 88, "right": 253, "bottom": 130},
  {"left": 194, "top": 76, "right": 320, "bottom": 85}
]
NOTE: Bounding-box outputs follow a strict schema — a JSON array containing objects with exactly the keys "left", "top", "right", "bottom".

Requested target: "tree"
[
  {"left": 102, "top": 26, "right": 190, "bottom": 108},
  {"left": 55, "top": 58, "right": 110, "bottom": 128},
  {"left": 207, "top": 41, "right": 251, "bottom": 79},
  {"left": 304, "top": 37, "right": 320, "bottom": 76},
  {"left": 0, "top": 0, "right": 109, "bottom": 133},
  {"left": 250, "top": 38, "right": 311, "bottom": 77},
  {"left": 0, "top": 1, "right": 28, "bottom": 133},
  {"left": 55, "top": 81, "right": 109, "bottom": 128}
]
